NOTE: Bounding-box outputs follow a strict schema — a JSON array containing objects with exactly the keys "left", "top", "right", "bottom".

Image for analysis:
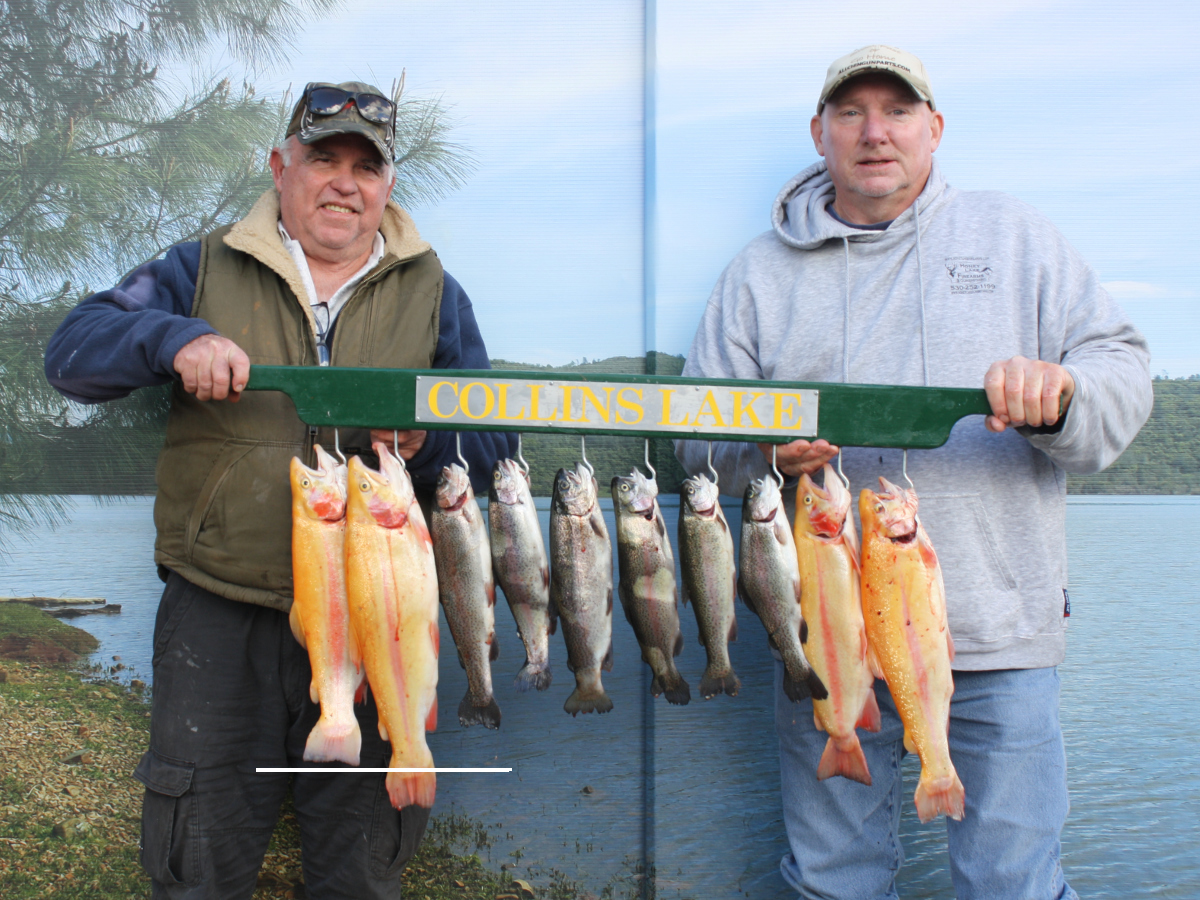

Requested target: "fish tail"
[
  {"left": 514, "top": 662, "right": 552, "bottom": 693},
  {"left": 699, "top": 665, "right": 740, "bottom": 700},
  {"left": 651, "top": 662, "right": 691, "bottom": 706},
  {"left": 563, "top": 671, "right": 613, "bottom": 716},
  {"left": 386, "top": 770, "right": 437, "bottom": 810},
  {"left": 816, "top": 735, "right": 872, "bottom": 786},
  {"left": 302, "top": 714, "right": 362, "bottom": 766},
  {"left": 458, "top": 692, "right": 502, "bottom": 730},
  {"left": 914, "top": 771, "right": 966, "bottom": 823}
]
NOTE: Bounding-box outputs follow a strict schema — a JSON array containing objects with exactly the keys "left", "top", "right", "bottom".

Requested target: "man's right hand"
[
  {"left": 173, "top": 334, "right": 250, "bottom": 402},
  {"left": 758, "top": 439, "right": 840, "bottom": 478}
]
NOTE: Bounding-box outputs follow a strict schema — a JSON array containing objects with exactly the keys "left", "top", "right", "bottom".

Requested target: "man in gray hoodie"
[{"left": 677, "top": 46, "right": 1151, "bottom": 900}]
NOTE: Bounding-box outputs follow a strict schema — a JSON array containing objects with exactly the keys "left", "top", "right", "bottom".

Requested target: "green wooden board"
[{"left": 245, "top": 365, "right": 992, "bottom": 449}]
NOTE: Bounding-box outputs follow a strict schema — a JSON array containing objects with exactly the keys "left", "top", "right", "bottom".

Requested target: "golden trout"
[
  {"left": 345, "top": 442, "right": 440, "bottom": 809},
  {"left": 794, "top": 465, "right": 879, "bottom": 785},
  {"left": 289, "top": 444, "right": 363, "bottom": 765},
  {"left": 860, "top": 477, "right": 964, "bottom": 822}
]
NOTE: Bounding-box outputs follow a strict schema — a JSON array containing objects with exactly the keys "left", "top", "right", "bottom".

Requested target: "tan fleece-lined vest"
[{"left": 153, "top": 192, "right": 443, "bottom": 611}]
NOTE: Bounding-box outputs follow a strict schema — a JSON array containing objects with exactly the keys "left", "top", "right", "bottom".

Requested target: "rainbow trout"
[
  {"left": 860, "top": 477, "right": 964, "bottom": 822},
  {"left": 345, "top": 443, "right": 440, "bottom": 809},
  {"left": 289, "top": 444, "right": 363, "bottom": 765},
  {"left": 739, "top": 475, "right": 825, "bottom": 703},
  {"left": 795, "top": 465, "right": 879, "bottom": 785},
  {"left": 433, "top": 463, "right": 501, "bottom": 730},
  {"left": 612, "top": 470, "right": 689, "bottom": 705},
  {"left": 489, "top": 458, "right": 555, "bottom": 692},
  {"left": 678, "top": 473, "right": 739, "bottom": 699},
  {"left": 549, "top": 463, "right": 614, "bottom": 716}
]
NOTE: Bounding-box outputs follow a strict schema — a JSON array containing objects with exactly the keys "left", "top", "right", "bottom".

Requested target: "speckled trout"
[
  {"left": 739, "top": 475, "right": 825, "bottom": 703},
  {"left": 549, "top": 463, "right": 613, "bottom": 716},
  {"left": 678, "top": 473, "right": 739, "bottom": 699},
  {"left": 795, "top": 465, "right": 880, "bottom": 785},
  {"left": 860, "top": 477, "right": 964, "bottom": 822},
  {"left": 433, "top": 463, "right": 501, "bottom": 730},
  {"left": 345, "top": 443, "right": 440, "bottom": 809},
  {"left": 289, "top": 444, "right": 363, "bottom": 765},
  {"left": 489, "top": 458, "right": 555, "bottom": 692},
  {"left": 613, "top": 470, "right": 689, "bottom": 705}
]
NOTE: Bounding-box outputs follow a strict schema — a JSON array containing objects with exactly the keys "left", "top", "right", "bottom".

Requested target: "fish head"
[
  {"left": 680, "top": 473, "right": 719, "bottom": 517},
  {"left": 861, "top": 476, "right": 920, "bottom": 542},
  {"left": 612, "top": 469, "right": 657, "bottom": 518},
  {"left": 553, "top": 463, "right": 596, "bottom": 517},
  {"left": 743, "top": 475, "right": 783, "bottom": 524},
  {"left": 436, "top": 463, "right": 474, "bottom": 513},
  {"left": 490, "top": 458, "right": 528, "bottom": 506},
  {"left": 346, "top": 443, "right": 413, "bottom": 529},
  {"left": 290, "top": 446, "right": 346, "bottom": 522},
  {"left": 796, "top": 464, "right": 850, "bottom": 538}
]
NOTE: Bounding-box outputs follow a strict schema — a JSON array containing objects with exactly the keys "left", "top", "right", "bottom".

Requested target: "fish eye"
[
  {"left": 301, "top": 478, "right": 310, "bottom": 487},
  {"left": 803, "top": 495, "right": 812, "bottom": 504},
  {"left": 360, "top": 482, "right": 371, "bottom": 491},
  {"left": 875, "top": 503, "right": 885, "bottom": 513},
  {"left": 620, "top": 483, "right": 629, "bottom": 492}
]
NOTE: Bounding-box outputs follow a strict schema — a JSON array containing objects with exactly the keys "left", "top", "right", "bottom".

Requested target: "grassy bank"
[{"left": 0, "top": 607, "right": 646, "bottom": 899}]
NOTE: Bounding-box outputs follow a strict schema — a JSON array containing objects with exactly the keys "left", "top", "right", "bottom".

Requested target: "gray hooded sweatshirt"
[{"left": 677, "top": 159, "right": 1152, "bottom": 670}]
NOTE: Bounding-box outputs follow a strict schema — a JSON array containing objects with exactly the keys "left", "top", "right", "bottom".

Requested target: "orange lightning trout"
[
  {"left": 794, "top": 465, "right": 879, "bottom": 785},
  {"left": 289, "top": 444, "right": 363, "bottom": 765},
  {"left": 345, "top": 442, "right": 440, "bottom": 809},
  {"left": 859, "top": 477, "right": 964, "bottom": 822}
]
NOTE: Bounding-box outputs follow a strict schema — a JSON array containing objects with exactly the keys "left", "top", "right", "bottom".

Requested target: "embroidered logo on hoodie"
[{"left": 945, "top": 257, "right": 996, "bottom": 294}]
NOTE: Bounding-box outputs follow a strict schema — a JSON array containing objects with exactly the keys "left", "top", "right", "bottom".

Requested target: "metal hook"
[
  {"left": 771, "top": 444, "right": 784, "bottom": 487},
  {"left": 391, "top": 430, "right": 406, "bottom": 470},
  {"left": 456, "top": 431, "right": 469, "bottom": 476},
  {"left": 706, "top": 441, "right": 719, "bottom": 485},
  {"left": 835, "top": 449, "right": 848, "bottom": 489},
  {"left": 902, "top": 449, "right": 914, "bottom": 489},
  {"left": 580, "top": 435, "right": 594, "bottom": 477},
  {"left": 643, "top": 439, "right": 656, "bottom": 481},
  {"left": 333, "top": 428, "right": 347, "bottom": 465},
  {"left": 516, "top": 433, "right": 530, "bottom": 476}
]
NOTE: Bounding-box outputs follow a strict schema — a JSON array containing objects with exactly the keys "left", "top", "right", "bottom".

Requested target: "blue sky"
[{"left": 202, "top": 0, "right": 1198, "bottom": 375}]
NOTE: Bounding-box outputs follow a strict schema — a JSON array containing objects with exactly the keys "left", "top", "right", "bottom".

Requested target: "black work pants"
[{"left": 134, "top": 572, "right": 429, "bottom": 899}]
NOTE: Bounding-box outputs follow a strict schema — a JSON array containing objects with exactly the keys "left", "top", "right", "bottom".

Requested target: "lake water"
[{"left": 1, "top": 495, "right": 1197, "bottom": 899}]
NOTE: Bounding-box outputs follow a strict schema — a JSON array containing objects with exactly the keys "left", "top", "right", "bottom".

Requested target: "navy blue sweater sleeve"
[
  {"left": 44, "top": 242, "right": 216, "bottom": 403},
  {"left": 405, "top": 272, "right": 518, "bottom": 495}
]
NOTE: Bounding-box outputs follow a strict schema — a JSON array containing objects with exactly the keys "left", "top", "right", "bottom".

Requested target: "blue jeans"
[{"left": 775, "top": 664, "right": 1079, "bottom": 900}]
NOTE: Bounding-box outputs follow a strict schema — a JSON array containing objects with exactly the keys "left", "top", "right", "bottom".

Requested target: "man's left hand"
[
  {"left": 370, "top": 429, "right": 427, "bottom": 461},
  {"left": 983, "top": 356, "right": 1075, "bottom": 432}
]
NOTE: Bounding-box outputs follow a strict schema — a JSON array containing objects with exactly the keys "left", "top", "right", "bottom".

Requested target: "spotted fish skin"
[
  {"left": 738, "top": 475, "right": 824, "bottom": 703},
  {"left": 612, "top": 470, "right": 689, "bottom": 706},
  {"left": 678, "top": 474, "right": 739, "bottom": 699},
  {"left": 488, "top": 458, "right": 554, "bottom": 692},
  {"left": 433, "top": 463, "right": 501, "bottom": 730},
  {"left": 795, "top": 465, "right": 879, "bottom": 786},
  {"left": 860, "top": 477, "right": 964, "bottom": 823},
  {"left": 549, "top": 463, "right": 614, "bottom": 716},
  {"left": 345, "top": 443, "right": 440, "bottom": 810},
  {"left": 289, "top": 444, "right": 363, "bottom": 765}
]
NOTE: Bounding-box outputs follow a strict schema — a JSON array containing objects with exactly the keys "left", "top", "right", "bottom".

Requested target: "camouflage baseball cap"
[{"left": 285, "top": 81, "right": 396, "bottom": 162}]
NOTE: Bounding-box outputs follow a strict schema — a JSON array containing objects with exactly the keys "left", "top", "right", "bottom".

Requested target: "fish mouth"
[
  {"left": 888, "top": 525, "right": 918, "bottom": 544},
  {"left": 693, "top": 503, "right": 717, "bottom": 518},
  {"left": 439, "top": 492, "right": 469, "bottom": 513},
  {"left": 753, "top": 507, "right": 778, "bottom": 524}
]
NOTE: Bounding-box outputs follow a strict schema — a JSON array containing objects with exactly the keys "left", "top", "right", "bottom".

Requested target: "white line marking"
[{"left": 255, "top": 767, "right": 512, "bottom": 773}]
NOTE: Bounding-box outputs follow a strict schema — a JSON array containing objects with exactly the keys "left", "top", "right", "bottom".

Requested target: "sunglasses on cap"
[{"left": 302, "top": 84, "right": 395, "bottom": 125}]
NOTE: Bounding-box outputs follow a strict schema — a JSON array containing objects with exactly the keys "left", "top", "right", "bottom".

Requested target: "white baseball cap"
[{"left": 818, "top": 45, "right": 935, "bottom": 112}]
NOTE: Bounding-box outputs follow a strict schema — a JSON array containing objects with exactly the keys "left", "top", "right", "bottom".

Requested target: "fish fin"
[
  {"left": 914, "top": 772, "right": 965, "bottom": 823},
  {"left": 303, "top": 716, "right": 362, "bottom": 766},
  {"left": 807, "top": 670, "right": 829, "bottom": 701},
  {"left": 486, "top": 580, "right": 496, "bottom": 608},
  {"left": 429, "top": 621, "right": 440, "bottom": 658},
  {"left": 489, "top": 632, "right": 500, "bottom": 661},
  {"left": 699, "top": 666, "right": 740, "bottom": 699},
  {"left": 902, "top": 729, "right": 916, "bottom": 754},
  {"left": 386, "top": 768, "right": 436, "bottom": 810},
  {"left": 813, "top": 708, "right": 824, "bottom": 731},
  {"left": 458, "top": 692, "right": 501, "bottom": 730},
  {"left": 548, "top": 609, "right": 558, "bottom": 636},
  {"left": 425, "top": 696, "right": 438, "bottom": 733},
  {"left": 564, "top": 674, "right": 613, "bottom": 716},
  {"left": 541, "top": 564, "right": 550, "bottom": 590},
  {"left": 309, "top": 681, "right": 319, "bottom": 704},
  {"left": 679, "top": 575, "right": 690, "bottom": 607},
  {"left": 736, "top": 576, "right": 756, "bottom": 616},
  {"left": 662, "top": 674, "right": 690, "bottom": 706},
  {"left": 354, "top": 679, "right": 368, "bottom": 705},
  {"left": 857, "top": 688, "right": 882, "bottom": 732},
  {"left": 377, "top": 718, "right": 389, "bottom": 741},
  {"left": 946, "top": 630, "right": 956, "bottom": 662},
  {"left": 799, "top": 619, "right": 809, "bottom": 645},
  {"left": 606, "top": 587, "right": 613, "bottom": 616},
  {"left": 515, "top": 662, "right": 552, "bottom": 692},
  {"left": 867, "top": 644, "right": 885, "bottom": 681},
  {"left": 288, "top": 605, "right": 307, "bottom": 649},
  {"left": 782, "top": 665, "right": 813, "bottom": 703},
  {"left": 589, "top": 513, "right": 606, "bottom": 539},
  {"left": 772, "top": 517, "right": 790, "bottom": 546},
  {"left": 728, "top": 617, "right": 738, "bottom": 644},
  {"left": 673, "top": 630, "right": 684, "bottom": 658},
  {"left": 817, "top": 736, "right": 872, "bottom": 786},
  {"left": 601, "top": 639, "right": 614, "bottom": 672}
]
